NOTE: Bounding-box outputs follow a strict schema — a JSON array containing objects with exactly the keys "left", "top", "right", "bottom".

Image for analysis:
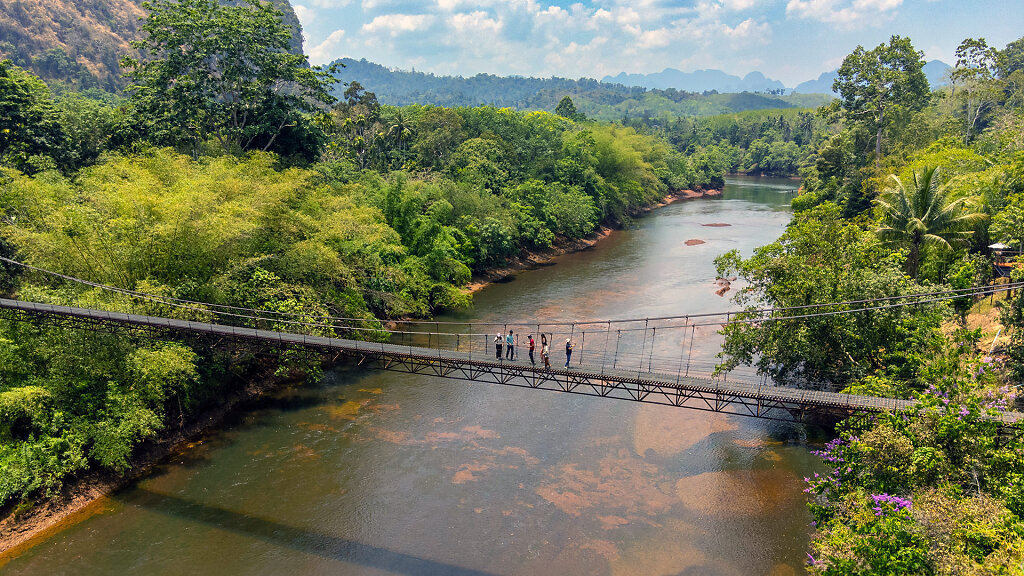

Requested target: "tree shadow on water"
[{"left": 127, "top": 488, "right": 497, "bottom": 576}]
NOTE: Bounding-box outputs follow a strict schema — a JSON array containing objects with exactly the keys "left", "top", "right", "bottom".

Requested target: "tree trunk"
[
  {"left": 875, "top": 104, "right": 884, "bottom": 170},
  {"left": 908, "top": 242, "right": 920, "bottom": 279},
  {"left": 875, "top": 126, "right": 883, "bottom": 170}
]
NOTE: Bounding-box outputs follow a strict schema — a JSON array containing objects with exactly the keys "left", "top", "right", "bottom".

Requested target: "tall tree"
[
  {"left": 1000, "top": 37, "right": 1024, "bottom": 78},
  {"left": 555, "top": 96, "right": 584, "bottom": 121},
  {"left": 830, "top": 35, "right": 930, "bottom": 167},
  {"left": 328, "top": 81, "right": 382, "bottom": 169},
  {"left": 0, "top": 60, "right": 69, "bottom": 173},
  {"left": 999, "top": 36, "right": 1024, "bottom": 108},
  {"left": 949, "top": 38, "right": 1002, "bottom": 144},
  {"left": 384, "top": 108, "right": 415, "bottom": 160},
  {"left": 121, "top": 0, "right": 336, "bottom": 157},
  {"left": 875, "top": 166, "right": 986, "bottom": 279}
]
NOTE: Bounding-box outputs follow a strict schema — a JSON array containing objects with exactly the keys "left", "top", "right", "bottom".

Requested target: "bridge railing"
[{"left": 3, "top": 255, "right": 1022, "bottom": 397}]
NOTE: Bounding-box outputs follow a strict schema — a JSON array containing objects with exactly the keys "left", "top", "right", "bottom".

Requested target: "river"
[{"left": 1, "top": 176, "right": 824, "bottom": 576}]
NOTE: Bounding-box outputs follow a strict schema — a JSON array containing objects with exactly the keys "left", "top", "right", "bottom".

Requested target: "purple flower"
[{"left": 870, "top": 493, "right": 912, "bottom": 516}]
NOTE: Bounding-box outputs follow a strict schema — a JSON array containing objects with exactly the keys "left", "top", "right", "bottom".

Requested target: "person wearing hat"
[
  {"left": 494, "top": 332, "right": 503, "bottom": 359},
  {"left": 564, "top": 337, "right": 574, "bottom": 368}
]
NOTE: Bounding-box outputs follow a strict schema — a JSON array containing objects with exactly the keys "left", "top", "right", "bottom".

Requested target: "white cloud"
[
  {"left": 329, "top": 0, "right": 774, "bottom": 84},
  {"left": 636, "top": 28, "right": 675, "bottom": 49},
  {"left": 361, "top": 13, "right": 434, "bottom": 34},
  {"left": 721, "top": 0, "right": 757, "bottom": 9},
  {"left": 307, "top": 0, "right": 351, "bottom": 6},
  {"left": 723, "top": 17, "right": 771, "bottom": 41},
  {"left": 309, "top": 29, "right": 346, "bottom": 65},
  {"left": 786, "top": 0, "right": 902, "bottom": 28},
  {"left": 852, "top": 0, "right": 902, "bottom": 9},
  {"left": 451, "top": 11, "right": 503, "bottom": 34}
]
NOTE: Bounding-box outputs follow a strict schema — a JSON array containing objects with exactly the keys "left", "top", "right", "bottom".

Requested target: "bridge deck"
[{"left": 3, "top": 298, "right": 1017, "bottom": 426}]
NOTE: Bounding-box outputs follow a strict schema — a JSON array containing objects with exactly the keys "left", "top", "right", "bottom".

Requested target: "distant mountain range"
[
  {"left": 603, "top": 60, "right": 952, "bottom": 95},
  {"left": 331, "top": 57, "right": 833, "bottom": 120},
  {"left": 603, "top": 69, "right": 786, "bottom": 94}
]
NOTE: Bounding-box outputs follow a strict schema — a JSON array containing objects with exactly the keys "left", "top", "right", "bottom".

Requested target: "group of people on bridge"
[{"left": 494, "top": 331, "right": 574, "bottom": 370}]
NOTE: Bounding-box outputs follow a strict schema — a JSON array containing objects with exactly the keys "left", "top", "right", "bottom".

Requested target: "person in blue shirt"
[{"left": 505, "top": 330, "right": 515, "bottom": 360}]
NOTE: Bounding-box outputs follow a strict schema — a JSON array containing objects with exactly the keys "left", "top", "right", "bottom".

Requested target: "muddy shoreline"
[
  {"left": 0, "top": 186, "right": 722, "bottom": 559},
  {"left": 0, "top": 363, "right": 308, "bottom": 559}
]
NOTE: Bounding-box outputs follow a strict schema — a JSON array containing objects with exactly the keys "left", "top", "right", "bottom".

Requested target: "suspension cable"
[{"left": 2, "top": 255, "right": 1021, "bottom": 328}]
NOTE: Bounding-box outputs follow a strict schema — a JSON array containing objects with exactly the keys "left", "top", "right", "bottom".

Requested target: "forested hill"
[
  {"left": 0, "top": 0, "right": 302, "bottom": 91},
  {"left": 333, "top": 57, "right": 832, "bottom": 120}
]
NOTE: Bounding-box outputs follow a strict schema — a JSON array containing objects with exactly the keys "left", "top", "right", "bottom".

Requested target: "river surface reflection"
[{"left": 2, "top": 176, "right": 824, "bottom": 576}]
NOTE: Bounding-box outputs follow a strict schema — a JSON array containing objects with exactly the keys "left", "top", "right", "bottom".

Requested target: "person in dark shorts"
[
  {"left": 494, "top": 333, "right": 503, "bottom": 359},
  {"left": 527, "top": 334, "right": 536, "bottom": 365},
  {"left": 505, "top": 330, "right": 515, "bottom": 360},
  {"left": 565, "top": 338, "right": 574, "bottom": 368}
]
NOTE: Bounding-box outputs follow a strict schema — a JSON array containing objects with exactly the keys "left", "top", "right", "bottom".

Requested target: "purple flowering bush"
[{"left": 805, "top": 350, "right": 1024, "bottom": 574}]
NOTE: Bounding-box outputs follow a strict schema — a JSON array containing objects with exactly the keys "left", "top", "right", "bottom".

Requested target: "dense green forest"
[
  {"left": 622, "top": 107, "right": 833, "bottom": 177},
  {"left": 5, "top": 0, "right": 1024, "bottom": 572},
  {"left": 708, "top": 34, "right": 1024, "bottom": 573},
  {"left": 334, "top": 57, "right": 833, "bottom": 122},
  {"left": 0, "top": 0, "right": 721, "bottom": 513}
]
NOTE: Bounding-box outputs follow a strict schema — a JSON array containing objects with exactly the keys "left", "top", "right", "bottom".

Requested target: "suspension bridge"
[{"left": 1, "top": 256, "right": 1021, "bottom": 427}]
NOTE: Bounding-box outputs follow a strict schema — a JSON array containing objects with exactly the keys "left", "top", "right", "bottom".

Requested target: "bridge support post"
[
  {"left": 648, "top": 327, "right": 656, "bottom": 373},
  {"left": 685, "top": 324, "right": 695, "bottom": 377},
  {"left": 600, "top": 322, "right": 610, "bottom": 375}
]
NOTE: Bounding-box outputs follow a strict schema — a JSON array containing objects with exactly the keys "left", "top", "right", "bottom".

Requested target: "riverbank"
[
  {"left": 0, "top": 362, "right": 307, "bottom": 559},
  {"left": 0, "top": 186, "right": 724, "bottom": 560},
  {"left": 463, "top": 187, "right": 720, "bottom": 294}
]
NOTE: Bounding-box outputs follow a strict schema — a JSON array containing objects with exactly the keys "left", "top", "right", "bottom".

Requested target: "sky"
[{"left": 292, "top": 0, "right": 1023, "bottom": 87}]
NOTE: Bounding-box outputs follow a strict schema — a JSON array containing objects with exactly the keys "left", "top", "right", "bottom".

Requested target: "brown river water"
[{"left": 2, "top": 176, "right": 825, "bottom": 575}]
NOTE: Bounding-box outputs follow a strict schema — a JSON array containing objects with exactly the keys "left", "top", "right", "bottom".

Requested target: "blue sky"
[{"left": 291, "top": 0, "right": 1023, "bottom": 87}]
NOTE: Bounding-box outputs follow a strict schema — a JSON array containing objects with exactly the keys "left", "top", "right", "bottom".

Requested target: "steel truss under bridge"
[{"left": 3, "top": 297, "right": 1020, "bottom": 430}]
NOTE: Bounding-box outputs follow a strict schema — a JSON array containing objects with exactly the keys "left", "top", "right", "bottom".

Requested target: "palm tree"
[
  {"left": 386, "top": 110, "right": 414, "bottom": 153},
  {"left": 875, "top": 165, "right": 987, "bottom": 279}
]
